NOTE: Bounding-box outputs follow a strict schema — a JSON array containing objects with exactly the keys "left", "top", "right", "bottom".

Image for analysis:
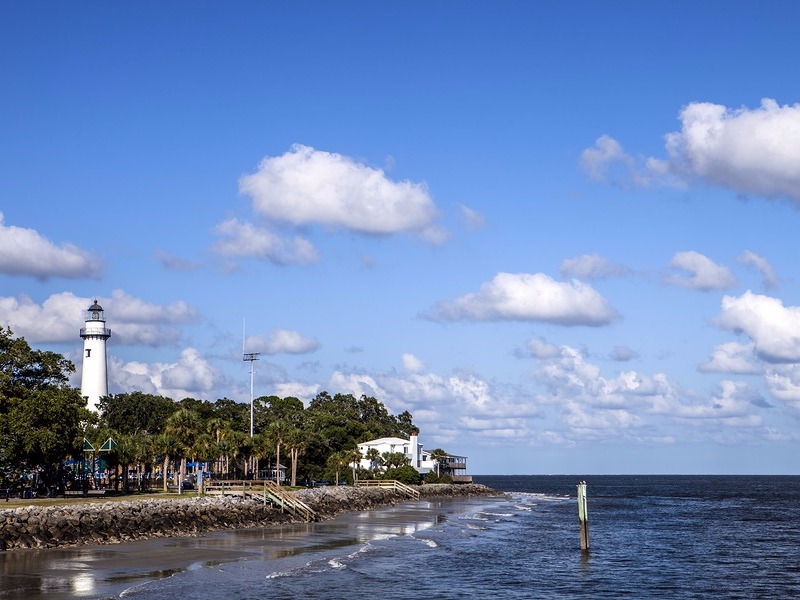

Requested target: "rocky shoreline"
[{"left": 0, "top": 483, "right": 503, "bottom": 552}]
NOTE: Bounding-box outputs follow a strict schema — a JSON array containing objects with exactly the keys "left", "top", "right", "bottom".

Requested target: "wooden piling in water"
[{"left": 577, "top": 481, "right": 589, "bottom": 551}]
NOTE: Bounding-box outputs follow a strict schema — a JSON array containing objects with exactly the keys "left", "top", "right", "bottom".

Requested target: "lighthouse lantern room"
[{"left": 80, "top": 300, "right": 111, "bottom": 412}]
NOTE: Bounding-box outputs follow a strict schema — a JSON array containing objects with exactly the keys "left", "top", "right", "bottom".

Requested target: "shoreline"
[{"left": 0, "top": 483, "right": 504, "bottom": 552}]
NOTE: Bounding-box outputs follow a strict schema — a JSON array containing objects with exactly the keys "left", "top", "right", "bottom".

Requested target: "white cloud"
[
  {"left": 0, "top": 290, "right": 197, "bottom": 346},
  {"left": 523, "top": 337, "right": 561, "bottom": 359},
  {"left": 716, "top": 291, "right": 800, "bottom": 363},
  {"left": 698, "top": 342, "right": 762, "bottom": 374},
  {"left": 764, "top": 365, "right": 800, "bottom": 415},
  {"left": 737, "top": 250, "right": 778, "bottom": 290},
  {"left": 580, "top": 135, "right": 634, "bottom": 182},
  {"left": 239, "top": 144, "right": 443, "bottom": 238},
  {"left": 584, "top": 99, "right": 800, "bottom": 204},
  {"left": 650, "top": 380, "right": 763, "bottom": 427},
  {"left": 111, "top": 348, "right": 222, "bottom": 400},
  {"left": 665, "top": 98, "right": 800, "bottom": 203},
  {"left": 271, "top": 382, "right": 320, "bottom": 403},
  {"left": 212, "top": 218, "right": 319, "bottom": 265},
  {"left": 560, "top": 253, "right": 628, "bottom": 279},
  {"left": 402, "top": 353, "right": 425, "bottom": 373},
  {"left": 424, "top": 272, "right": 618, "bottom": 326},
  {"left": 666, "top": 251, "right": 736, "bottom": 290},
  {"left": 247, "top": 329, "right": 320, "bottom": 355},
  {"left": 0, "top": 213, "right": 103, "bottom": 280}
]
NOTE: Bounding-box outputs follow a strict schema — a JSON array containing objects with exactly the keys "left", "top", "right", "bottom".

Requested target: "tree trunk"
[
  {"left": 276, "top": 443, "right": 282, "bottom": 486},
  {"left": 162, "top": 455, "right": 170, "bottom": 492},
  {"left": 290, "top": 448, "right": 298, "bottom": 487}
]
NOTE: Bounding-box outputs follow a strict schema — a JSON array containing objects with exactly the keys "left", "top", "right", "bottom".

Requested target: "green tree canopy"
[
  {"left": 0, "top": 328, "right": 88, "bottom": 470},
  {"left": 98, "top": 392, "right": 177, "bottom": 436}
]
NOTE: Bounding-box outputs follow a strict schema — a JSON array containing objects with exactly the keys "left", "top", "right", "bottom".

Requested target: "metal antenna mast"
[{"left": 242, "top": 321, "right": 260, "bottom": 438}]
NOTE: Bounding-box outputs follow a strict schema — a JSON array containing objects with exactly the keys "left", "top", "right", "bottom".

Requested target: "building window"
[{"left": 85, "top": 349, "right": 91, "bottom": 357}]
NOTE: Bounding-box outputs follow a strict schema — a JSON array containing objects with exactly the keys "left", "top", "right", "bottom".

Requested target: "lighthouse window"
[{"left": 85, "top": 349, "right": 91, "bottom": 357}]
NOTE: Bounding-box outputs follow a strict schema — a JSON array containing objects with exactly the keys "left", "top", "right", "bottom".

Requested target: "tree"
[
  {"left": 164, "top": 409, "right": 201, "bottom": 487},
  {"left": 428, "top": 448, "right": 450, "bottom": 477},
  {"left": 153, "top": 432, "right": 180, "bottom": 492},
  {"left": 327, "top": 450, "right": 350, "bottom": 486},
  {"left": 98, "top": 392, "right": 177, "bottom": 436},
  {"left": 0, "top": 329, "right": 88, "bottom": 478},
  {"left": 382, "top": 451, "right": 409, "bottom": 470},
  {"left": 384, "top": 465, "right": 421, "bottom": 485},
  {"left": 365, "top": 447, "right": 382, "bottom": 474},
  {"left": 345, "top": 447, "right": 362, "bottom": 483}
]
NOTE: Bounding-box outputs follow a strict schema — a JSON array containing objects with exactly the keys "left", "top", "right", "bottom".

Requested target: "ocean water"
[{"left": 2, "top": 476, "right": 798, "bottom": 599}]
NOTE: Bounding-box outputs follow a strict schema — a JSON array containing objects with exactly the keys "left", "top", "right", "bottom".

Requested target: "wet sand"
[{"left": 0, "top": 497, "right": 489, "bottom": 600}]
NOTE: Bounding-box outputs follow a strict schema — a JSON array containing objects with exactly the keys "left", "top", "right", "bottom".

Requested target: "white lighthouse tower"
[{"left": 80, "top": 300, "right": 112, "bottom": 412}]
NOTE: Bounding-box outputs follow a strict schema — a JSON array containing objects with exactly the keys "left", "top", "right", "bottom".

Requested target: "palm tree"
[
  {"left": 346, "top": 447, "right": 363, "bottom": 483},
  {"left": 327, "top": 450, "right": 350, "bottom": 486},
  {"left": 266, "top": 419, "right": 290, "bottom": 485},
  {"left": 285, "top": 426, "right": 309, "bottom": 487},
  {"left": 365, "top": 447, "right": 381, "bottom": 475},
  {"left": 153, "top": 431, "right": 180, "bottom": 492},
  {"left": 164, "top": 409, "right": 200, "bottom": 489},
  {"left": 429, "top": 448, "right": 449, "bottom": 478}
]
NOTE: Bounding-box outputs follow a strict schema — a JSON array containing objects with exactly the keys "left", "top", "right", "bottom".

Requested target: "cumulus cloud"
[
  {"left": 737, "top": 250, "right": 779, "bottom": 290},
  {"left": 580, "top": 135, "right": 673, "bottom": 187},
  {"left": 246, "top": 329, "right": 320, "bottom": 355},
  {"left": 212, "top": 218, "right": 319, "bottom": 265},
  {"left": 110, "top": 348, "right": 222, "bottom": 400},
  {"left": 764, "top": 365, "right": 800, "bottom": 415},
  {"left": 0, "top": 290, "right": 197, "bottom": 346},
  {"left": 402, "top": 353, "right": 425, "bottom": 373},
  {"left": 423, "top": 272, "right": 618, "bottom": 326},
  {"left": 666, "top": 251, "right": 736, "bottom": 291},
  {"left": 698, "top": 342, "right": 762, "bottom": 374},
  {"left": 0, "top": 213, "right": 103, "bottom": 280},
  {"left": 560, "top": 254, "right": 628, "bottom": 280},
  {"left": 665, "top": 98, "right": 800, "bottom": 203},
  {"left": 239, "top": 144, "right": 443, "bottom": 239},
  {"left": 716, "top": 291, "right": 800, "bottom": 363},
  {"left": 521, "top": 337, "right": 562, "bottom": 359},
  {"left": 650, "top": 379, "right": 764, "bottom": 427},
  {"left": 583, "top": 99, "right": 800, "bottom": 204}
]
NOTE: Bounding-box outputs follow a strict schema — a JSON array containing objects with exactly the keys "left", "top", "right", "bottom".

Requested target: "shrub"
[{"left": 383, "top": 466, "right": 422, "bottom": 485}]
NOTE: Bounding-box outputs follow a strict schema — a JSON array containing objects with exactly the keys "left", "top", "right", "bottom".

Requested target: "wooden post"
[{"left": 577, "top": 481, "right": 589, "bottom": 552}]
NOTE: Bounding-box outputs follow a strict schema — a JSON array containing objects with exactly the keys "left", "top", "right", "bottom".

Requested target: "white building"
[
  {"left": 80, "top": 300, "right": 111, "bottom": 413},
  {"left": 357, "top": 433, "right": 435, "bottom": 474},
  {"left": 357, "top": 433, "right": 472, "bottom": 482}
]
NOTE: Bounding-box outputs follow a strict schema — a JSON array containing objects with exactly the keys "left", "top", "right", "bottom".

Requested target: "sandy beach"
[{"left": 0, "top": 494, "right": 499, "bottom": 599}]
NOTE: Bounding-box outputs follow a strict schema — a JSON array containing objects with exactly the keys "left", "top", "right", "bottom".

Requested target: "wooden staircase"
[
  {"left": 204, "top": 480, "right": 317, "bottom": 522},
  {"left": 355, "top": 479, "right": 420, "bottom": 500}
]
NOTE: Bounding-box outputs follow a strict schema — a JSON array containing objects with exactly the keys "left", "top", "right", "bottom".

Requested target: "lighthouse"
[{"left": 80, "top": 300, "right": 112, "bottom": 412}]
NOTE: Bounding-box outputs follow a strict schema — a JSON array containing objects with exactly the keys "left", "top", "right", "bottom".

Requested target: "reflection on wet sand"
[{"left": 0, "top": 498, "right": 476, "bottom": 600}]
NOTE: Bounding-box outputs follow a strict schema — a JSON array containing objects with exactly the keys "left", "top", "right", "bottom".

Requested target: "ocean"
[{"left": 2, "top": 475, "right": 798, "bottom": 599}]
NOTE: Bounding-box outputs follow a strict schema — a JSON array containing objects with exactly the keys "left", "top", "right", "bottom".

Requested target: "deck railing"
[
  {"left": 204, "top": 480, "right": 317, "bottom": 522},
  {"left": 355, "top": 479, "right": 420, "bottom": 500}
]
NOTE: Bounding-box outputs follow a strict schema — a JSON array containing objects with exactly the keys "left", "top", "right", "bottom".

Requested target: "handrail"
[
  {"left": 204, "top": 480, "right": 316, "bottom": 522},
  {"left": 355, "top": 479, "right": 420, "bottom": 500}
]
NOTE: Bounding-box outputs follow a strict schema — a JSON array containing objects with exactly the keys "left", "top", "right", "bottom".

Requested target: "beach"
[{"left": 0, "top": 484, "right": 502, "bottom": 599}]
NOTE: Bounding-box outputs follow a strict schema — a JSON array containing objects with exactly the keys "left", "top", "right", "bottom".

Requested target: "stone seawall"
[{"left": 0, "top": 484, "right": 502, "bottom": 552}]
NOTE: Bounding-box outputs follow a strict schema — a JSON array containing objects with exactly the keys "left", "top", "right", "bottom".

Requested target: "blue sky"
[{"left": 3, "top": 1, "right": 800, "bottom": 474}]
